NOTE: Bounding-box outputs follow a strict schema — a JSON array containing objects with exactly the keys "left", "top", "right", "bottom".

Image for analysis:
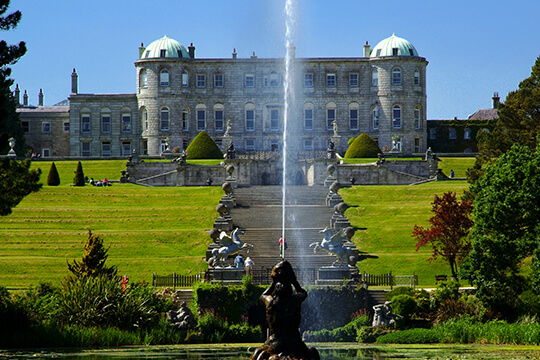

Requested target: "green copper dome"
[
  {"left": 370, "top": 34, "right": 418, "bottom": 58},
  {"left": 142, "top": 35, "right": 189, "bottom": 59}
]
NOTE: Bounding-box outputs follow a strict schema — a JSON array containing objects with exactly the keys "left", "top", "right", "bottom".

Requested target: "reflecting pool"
[{"left": 2, "top": 344, "right": 540, "bottom": 359}]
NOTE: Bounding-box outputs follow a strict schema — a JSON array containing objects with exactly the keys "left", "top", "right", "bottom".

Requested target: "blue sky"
[{"left": 3, "top": 0, "right": 540, "bottom": 119}]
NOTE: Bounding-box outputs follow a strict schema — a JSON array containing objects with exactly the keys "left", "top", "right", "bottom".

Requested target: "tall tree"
[
  {"left": 67, "top": 231, "right": 118, "bottom": 280},
  {"left": 0, "top": 0, "right": 26, "bottom": 155},
  {"left": 0, "top": 158, "right": 41, "bottom": 216},
  {"left": 413, "top": 192, "right": 473, "bottom": 280},
  {"left": 461, "top": 144, "right": 540, "bottom": 317}
]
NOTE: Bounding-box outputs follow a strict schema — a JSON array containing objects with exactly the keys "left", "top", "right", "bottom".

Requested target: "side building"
[{"left": 18, "top": 33, "right": 428, "bottom": 158}]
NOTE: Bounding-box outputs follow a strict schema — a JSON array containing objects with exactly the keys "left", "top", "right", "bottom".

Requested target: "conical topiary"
[
  {"left": 186, "top": 131, "right": 223, "bottom": 159},
  {"left": 344, "top": 133, "right": 382, "bottom": 158},
  {"left": 73, "top": 161, "right": 85, "bottom": 186},
  {"left": 47, "top": 162, "right": 60, "bottom": 186}
]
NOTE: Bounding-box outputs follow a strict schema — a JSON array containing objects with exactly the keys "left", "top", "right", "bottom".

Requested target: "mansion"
[{"left": 17, "top": 34, "right": 428, "bottom": 158}]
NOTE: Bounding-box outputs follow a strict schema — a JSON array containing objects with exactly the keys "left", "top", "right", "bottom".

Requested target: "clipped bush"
[
  {"left": 344, "top": 133, "right": 382, "bottom": 158},
  {"left": 185, "top": 131, "right": 223, "bottom": 159},
  {"left": 347, "top": 137, "right": 355, "bottom": 145},
  {"left": 391, "top": 294, "right": 417, "bottom": 320},
  {"left": 47, "top": 162, "right": 60, "bottom": 186},
  {"left": 73, "top": 161, "right": 85, "bottom": 186},
  {"left": 376, "top": 328, "right": 441, "bottom": 344}
]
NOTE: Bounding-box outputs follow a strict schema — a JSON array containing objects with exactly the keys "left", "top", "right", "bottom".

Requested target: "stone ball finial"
[
  {"left": 329, "top": 181, "right": 341, "bottom": 193},
  {"left": 221, "top": 182, "right": 233, "bottom": 194},
  {"left": 327, "top": 164, "right": 336, "bottom": 175},
  {"left": 334, "top": 202, "right": 357, "bottom": 214},
  {"left": 344, "top": 226, "right": 356, "bottom": 239},
  {"left": 216, "top": 203, "right": 229, "bottom": 215},
  {"left": 226, "top": 164, "right": 235, "bottom": 176},
  {"left": 209, "top": 228, "right": 221, "bottom": 240}
]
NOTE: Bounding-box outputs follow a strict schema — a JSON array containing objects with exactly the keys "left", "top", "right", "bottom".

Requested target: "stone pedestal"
[
  {"left": 324, "top": 175, "right": 337, "bottom": 188},
  {"left": 331, "top": 213, "right": 351, "bottom": 230},
  {"left": 222, "top": 136, "right": 233, "bottom": 155},
  {"left": 326, "top": 192, "right": 343, "bottom": 207},
  {"left": 210, "top": 268, "right": 244, "bottom": 281},
  {"left": 317, "top": 266, "right": 357, "bottom": 285},
  {"left": 331, "top": 135, "right": 342, "bottom": 155},
  {"left": 213, "top": 215, "right": 233, "bottom": 231},
  {"left": 219, "top": 194, "right": 236, "bottom": 209}
]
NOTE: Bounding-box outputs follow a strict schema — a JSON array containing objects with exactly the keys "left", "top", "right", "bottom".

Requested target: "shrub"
[
  {"left": 47, "top": 162, "right": 60, "bottom": 186},
  {"left": 185, "top": 131, "right": 223, "bottom": 159},
  {"left": 391, "top": 294, "right": 417, "bottom": 320},
  {"left": 73, "top": 161, "right": 85, "bottom": 186},
  {"left": 376, "top": 328, "right": 441, "bottom": 344},
  {"left": 347, "top": 137, "right": 355, "bottom": 145},
  {"left": 67, "top": 231, "right": 117, "bottom": 279},
  {"left": 344, "top": 133, "right": 381, "bottom": 158},
  {"left": 385, "top": 286, "right": 415, "bottom": 301}
]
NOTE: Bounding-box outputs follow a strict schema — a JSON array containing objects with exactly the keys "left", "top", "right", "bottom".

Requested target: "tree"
[
  {"left": 461, "top": 144, "right": 540, "bottom": 316},
  {"left": 67, "top": 230, "right": 118, "bottom": 279},
  {"left": 47, "top": 161, "right": 60, "bottom": 186},
  {"left": 186, "top": 130, "right": 223, "bottom": 159},
  {"left": 73, "top": 160, "right": 85, "bottom": 186},
  {"left": 412, "top": 192, "right": 473, "bottom": 280},
  {"left": 0, "top": 158, "right": 41, "bottom": 216},
  {"left": 344, "top": 133, "right": 382, "bottom": 158},
  {"left": 0, "top": 1, "right": 27, "bottom": 155}
]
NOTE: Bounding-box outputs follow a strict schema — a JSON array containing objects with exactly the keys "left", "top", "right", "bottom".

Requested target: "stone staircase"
[{"left": 228, "top": 185, "right": 337, "bottom": 270}]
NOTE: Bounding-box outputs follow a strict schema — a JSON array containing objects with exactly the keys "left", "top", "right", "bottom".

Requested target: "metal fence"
[{"left": 152, "top": 273, "right": 202, "bottom": 289}]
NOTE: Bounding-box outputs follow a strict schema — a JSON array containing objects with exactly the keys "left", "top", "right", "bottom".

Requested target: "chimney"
[
  {"left": 38, "top": 88, "right": 44, "bottom": 106},
  {"left": 287, "top": 42, "right": 296, "bottom": 58},
  {"left": 363, "top": 41, "right": 371, "bottom": 57},
  {"left": 139, "top": 42, "right": 146, "bottom": 58},
  {"left": 251, "top": 51, "right": 257, "bottom": 59},
  {"left": 232, "top": 48, "right": 237, "bottom": 59},
  {"left": 14, "top": 84, "right": 20, "bottom": 106},
  {"left": 71, "top": 68, "right": 78, "bottom": 94},
  {"left": 23, "top": 90, "right": 28, "bottom": 106},
  {"left": 188, "top": 43, "right": 195, "bottom": 59},
  {"left": 492, "top": 92, "right": 500, "bottom": 109}
]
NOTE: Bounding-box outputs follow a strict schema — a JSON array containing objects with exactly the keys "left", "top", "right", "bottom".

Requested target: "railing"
[
  {"left": 361, "top": 271, "right": 418, "bottom": 289},
  {"left": 152, "top": 272, "right": 202, "bottom": 289}
]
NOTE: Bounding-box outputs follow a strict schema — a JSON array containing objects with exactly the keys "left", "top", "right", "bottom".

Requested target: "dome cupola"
[
  {"left": 370, "top": 34, "right": 418, "bottom": 57},
  {"left": 141, "top": 35, "right": 190, "bottom": 59}
]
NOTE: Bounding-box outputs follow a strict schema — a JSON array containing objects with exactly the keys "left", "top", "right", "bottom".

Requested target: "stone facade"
[{"left": 17, "top": 34, "right": 428, "bottom": 159}]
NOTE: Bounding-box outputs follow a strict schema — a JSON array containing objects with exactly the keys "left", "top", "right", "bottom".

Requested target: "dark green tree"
[
  {"left": 461, "top": 144, "right": 540, "bottom": 317},
  {"left": 73, "top": 161, "right": 85, "bottom": 186},
  {"left": 0, "top": 158, "right": 41, "bottom": 216},
  {"left": 467, "top": 57, "right": 540, "bottom": 188},
  {"left": 344, "top": 133, "right": 382, "bottom": 158},
  {"left": 186, "top": 130, "right": 223, "bottom": 159},
  {"left": 46, "top": 161, "right": 60, "bottom": 186},
  {"left": 67, "top": 230, "right": 118, "bottom": 279},
  {"left": 0, "top": 1, "right": 26, "bottom": 155}
]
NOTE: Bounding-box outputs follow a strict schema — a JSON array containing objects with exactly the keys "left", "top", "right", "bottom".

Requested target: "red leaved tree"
[{"left": 413, "top": 192, "right": 473, "bottom": 280}]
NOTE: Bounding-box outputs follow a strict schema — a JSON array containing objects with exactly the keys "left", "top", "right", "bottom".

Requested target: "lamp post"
[{"left": 7, "top": 137, "right": 16, "bottom": 157}]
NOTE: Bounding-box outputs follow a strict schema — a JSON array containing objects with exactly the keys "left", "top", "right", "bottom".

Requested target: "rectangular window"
[
  {"left": 160, "top": 110, "right": 169, "bottom": 131},
  {"left": 122, "top": 141, "right": 131, "bottom": 156},
  {"left": 414, "top": 108, "right": 421, "bottom": 129},
  {"left": 246, "top": 109, "right": 255, "bottom": 131},
  {"left": 160, "top": 140, "right": 167, "bottom": 153},
  {"left": 102, "top": 142, "right": 111, "bottom": 157},
  {"left": 143, "top": 111, "right": 148, "bottom": 131},
  {"left": 414, "top": 138, "right": 421, "bottom": 153},
  {"left": 82, "top": 115, "right": 91, "bottom": 133},
  {"left": 449, "top": 128, "right": 457, "bottom": 139},
  {"left": 430, "top": 128, "right": 437, "bottom": 140},
  {"left": 392, "top": 107, "right": 401, "bottom": 129},
  {"left": 349, "top": 73, "right": 359, "bottom": 87},
  {"left": 349, "top": 109, "right": 358, "bottom": 130},
  {"left": 214, "top": 74, "right": 223, "bottom": 88},
  {"left": 464, "top": 128, "right": 471, "bottom": 140},
  {"left": 101, "top": 115, "right": 111, "bottom": 133},
  {"left": 196, "top": 74, "right": 206, "bottom": 88},
  {"left": 160, "top": 49, "right": 166, "bottom": 57},
  {"left": 303, "top": 139, "right": 313, "bottom": 151},
  {"left": 215, "top": 110, "right": 224, "bottom": 131},
  {"left": 82, "top": 142, "right": 91, "bottom": 157},
  {"left": 271, "top": 139, "right": 279, "bottom": 151},
  {"left": 245, "top": 74, "right": 254, "bottom": 87},
  {"left": 245, "top": 139, "right": 255, "bottom": 151},
  {"left": 270, "top": 109, "right": 279, "bottom": 131},
  {"left": 42, "top": 122, "right": 50, "bottom": 133},
  {"left": 197, "top": 110, "right": 206, "bottom": 131},
  {"left": 64, "top": 122, "right": 70, "bottom": 132},
  {"left": 327, "top": 109, "right": 335, "bottom": 130},
  {"left": 22, "top": 121, "right": 29, "bottom": 133},
  {"left": 122, "top": 114, "right": 131, "bottom": 133},
  {"left": 42, "top": 149, "right": 50, "bottom": 158},
  {"left": 326, "top": 73, "right": 336, "bottom": 87},
  {"left": 304, "top": 73, "right": 313, "bottom": 87},
  {"left": 304, "top": 109, "right": 313, "bottom": 130},
  {"left": 182, "top": 111, "right": 189, "bottom": 131}
]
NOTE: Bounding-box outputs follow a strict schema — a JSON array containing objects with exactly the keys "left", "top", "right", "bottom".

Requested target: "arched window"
[
  {"left": 326, "top": 102, "right": 336, "bottom": 130},
  {"left": 392, "top": 105, "right": 401, "bottom": 128},
  {"left": 140, "top": 69, "right": 148, "bottom": 88},
  {"left": 196, "top": 104, "right": 206, "bottom": 131},
  {"left": 141, "top": 108, "right": 148, "bottom": 131},
  {"left": 182, "top": 70, "right": 189, "bottom": 87},
  {"left": 414, "top": 106, "right": 422, "bottom": 129},
  {"left": 245, "top": 103, "right": 255, "bottom": 131},
  {"left": 392, "top": 68, "right": 402, "bottom": 85},
  {"left": 349, "top": 102, "right": 359, "bottom": 130},
  {"left": 372, "top": 68, "right": 378, "bottom": 86},
  {"left": 372, "top": 106, "right": 379, "bottom": 130},
  {"left": 160, "top": 70, "right": 169, "bottom": 86},
  {"left": 160, "top": 107, "right": 170, "bottom": 131},
  {"left": 414, "top": 69, "right": 420, "bottom": 86},
  {"left": 304, "top": 102, "right": 314, "bottom": 130}
]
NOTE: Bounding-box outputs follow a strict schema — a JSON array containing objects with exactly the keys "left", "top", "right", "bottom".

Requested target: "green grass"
[{"left": 1, "top": 158, "right": 478, "bottom": 290}]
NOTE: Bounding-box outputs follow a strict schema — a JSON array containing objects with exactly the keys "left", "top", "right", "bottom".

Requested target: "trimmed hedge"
[
  {"left": 344, "top": 133, "right": 382, "bottom": 158},
  {"left": 186, "top": 131, "right": 223, "bottom": 159},
  {"left": 73, "top": 161, "right": 85, "bottom": 186},
  {"left": 47, "top": 162, "right": 60, "bottom": 186}
]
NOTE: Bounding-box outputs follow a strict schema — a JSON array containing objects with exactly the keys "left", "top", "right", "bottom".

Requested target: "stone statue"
[
  {"left": 251, "top": 260, "right": 320, "bottom": 360},
  {"left": 167, "top": 301, "right": 196, "bottom": 330},
  {"left": 208, "top": 228, "right": 253, "bottom": 267},
  {"left": 372, "top": 301, "right": 400, "bottom": 327},
  {"left": 226, "top": 141, "right": 236, "bottom": 159},
  {"left": 224, "top": 119, "right": 232, "bottom": 137},
  {"left": 332, "top": 120, "right": 338, "bottom": 136},
  {"left": 309, "top": 227, "right": 356, "bottom": 267}
]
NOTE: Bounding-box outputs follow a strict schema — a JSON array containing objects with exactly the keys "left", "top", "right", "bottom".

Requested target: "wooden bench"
[{"left": 435, "top": 274, "right": 448, "bottom": 283}]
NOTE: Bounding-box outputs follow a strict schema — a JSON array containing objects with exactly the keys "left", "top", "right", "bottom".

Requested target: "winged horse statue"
[{"left": 210, "top": 228, "right": 254, "bottom": 267}]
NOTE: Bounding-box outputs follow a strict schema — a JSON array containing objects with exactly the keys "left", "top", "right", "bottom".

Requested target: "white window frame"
[
  {"left": 214, "top": 74, "right": 224, "bottom": 88},
  {"left": 160, "top": 70, "right": 169, "bottom": 86},
  {"left": 392, "top": 68, "right": 402, "bottom": 85},
  {"left": 81, "top": 142, "right": 91, "bottom": 157},
  {"left": 304, "top": 107, "right": 313, "bottom": 130},
  {"left": 270, "top": 109, "right": 279, "bottom": 131},
  {"left": 245, "top": 109, "right": 255, "bottom": 131},
  {"left": 197, "top": 108, "right": 206, "bottom": 131},
  {"left": 349, "top": 73, "right": 359, "bottom": 87},
  {"left": 372, "top": 106, "right": 379, "bottom": 130},
  {"left": 215, "top": 109, "right": 224, "bottom": 132},
  {"left": 122, "top": 114, "right": 131, "bottom": 133},
  {"left": 42, "top": 122, "right": 51, "bottom": 133},
  {"left": 122, "top": 141, "right": 131, "bottom": 156},
  {"left": 392, "top": 105, "right": 401, "bottom": 129},
  {"left": 196, "top": 74, "right": 206, "bottom": 88},
  {"left": 326, "top": 108, "right": 336, "bottom": 130},
  {"left": 303, "top": 139, "right": 313, "bottom": 151},
  {"left": 464, "top": 128, "right": 471, "bottom": 140},
  {"left": 326, "top": 73, "right": 336, "bottom": 87},
  {"left": 102, "top": 141, "right": 111, "bottom": 157},
  {"left": 101, "top": 114, "right": 111, "bottom": 133},
  {"left": 182, "top": 109, "right": 189, "bottom": 131},
  {"left": 245, "top": 74, "right": 254, "bottom": 88},
  {"left": 349, "top": 108, "right": 359, "bottom": 130},
  {"left": 160, "top": 107, "right": 170, "bottom": 131},
  {"left": 42, "top": 148, "right": 50, "bottom": 158},
  {"left": 414, "top": 107, "right": 421, "bottom": 129},
  {"left": 245, "top": 139, "right": 255, "bottom": 151},
  {"left": 304, "top": 73, "right": 313, "bottom": 87},
  {"left": 449, "top": 128, "right": 457, "bottom": 140},
  {"left": 140, "top": 69, "right": 148, "bottom": 88},
  {"left": 414, "top": 69, "right": 420, "bottom": 85},
  {"left": 182, "top": 71, "right": 189, "bottom": 87},
  {"left": 269, "top": 71, "right": 279, "bottom": 87},
  {"left": 372, "top": 68, "right": 378, "bottom": 86},
  {"left": 81, "top": 114, "right": 91, "bottom": 133},
  {"left": 142, "top": 109, "right": 148, "bottom": 131}
]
